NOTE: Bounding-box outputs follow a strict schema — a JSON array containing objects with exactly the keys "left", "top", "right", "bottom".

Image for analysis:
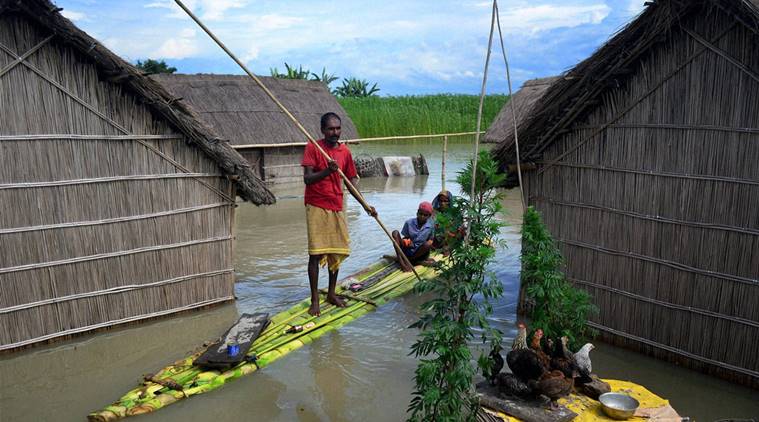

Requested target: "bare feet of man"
[
  {"left": 326, "top": 293, "right": 347, "bottom": 308},
  {"left": 308, "top": 301, "right": 320, "bottom": 316}
]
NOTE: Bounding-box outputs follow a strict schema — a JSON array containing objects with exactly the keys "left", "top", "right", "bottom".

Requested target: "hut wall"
[
  {"left": 0, "top": 13, "right": 235, "bottom": 349},
  {"left": 261, "top": 146, "right": 306, "bottom": 184},
  {"left": 523, "top": 8, "right": 759, "bottom": 387}
]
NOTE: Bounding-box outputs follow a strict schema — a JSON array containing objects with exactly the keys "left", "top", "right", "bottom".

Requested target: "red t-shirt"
[{"left": 301, "top": 139, "right": 358, "bottom": 211}]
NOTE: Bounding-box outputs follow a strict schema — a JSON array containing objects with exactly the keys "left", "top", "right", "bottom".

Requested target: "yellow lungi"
[{"left": 306, "top": 204, "right": 350, "bottom": 272}]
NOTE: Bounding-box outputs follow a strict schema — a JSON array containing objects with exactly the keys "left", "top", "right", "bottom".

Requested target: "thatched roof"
[
  {"left": 493, "top": 0, "right": 759, "bottom": 169},
  {"left": 483, "top": 76, "right": 559, "bottom": 144},
  {"left": 0, "top": 0, "right": 275, "bottom": 205},
  {"left": 151, "top": 74, "right": 359, "bottom": 146}
]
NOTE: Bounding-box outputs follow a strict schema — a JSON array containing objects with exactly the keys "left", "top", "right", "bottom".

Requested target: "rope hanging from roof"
[
  {"left": 471, "top": 0, "right": 526, "bottom": 212},
  {"left": 494, "top": 0, "right": 526, "bottom": 212}
]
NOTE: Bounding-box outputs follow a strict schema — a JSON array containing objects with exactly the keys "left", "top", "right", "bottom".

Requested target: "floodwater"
[{"left": 1, "top": 140, "right": 757, "bottom": 422}]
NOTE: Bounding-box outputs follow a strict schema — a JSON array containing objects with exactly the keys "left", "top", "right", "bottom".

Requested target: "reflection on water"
[{"left": 0, "top": 141, "right": 757, "bottom": 421}]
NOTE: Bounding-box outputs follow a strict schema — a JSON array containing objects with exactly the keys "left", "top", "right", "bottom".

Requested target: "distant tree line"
[{"left": 135, "top": 59, "right": 176, "bottom": 75}]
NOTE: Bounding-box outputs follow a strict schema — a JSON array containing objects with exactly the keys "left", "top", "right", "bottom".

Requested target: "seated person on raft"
[
  {"left": 431, "top": 190, "right": 461, "bottom": 254},
  {"left": 392, "top": 201, "right": 435, "bottom": 272}
]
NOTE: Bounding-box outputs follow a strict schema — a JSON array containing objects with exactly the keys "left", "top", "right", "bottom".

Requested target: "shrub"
[
  {"left": 520, "top": 207, "right": 597, "bottom": 349},
  {"left": 408, "top": 151, "right": 506, "bottom": 422}
]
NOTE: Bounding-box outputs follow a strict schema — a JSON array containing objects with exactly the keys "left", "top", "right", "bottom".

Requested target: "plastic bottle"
[{"left": 284, "top": 322, "right": 315, "bottom": 334}]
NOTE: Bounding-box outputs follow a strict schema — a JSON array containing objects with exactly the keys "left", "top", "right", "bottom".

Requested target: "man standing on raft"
[{"left": 302, "top": 112, "right": 376, "bottom": 316}]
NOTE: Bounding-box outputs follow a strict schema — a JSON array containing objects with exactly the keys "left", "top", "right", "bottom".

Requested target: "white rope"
[{"left": 494, "top": 1, "right": 526, "bottom": 211}]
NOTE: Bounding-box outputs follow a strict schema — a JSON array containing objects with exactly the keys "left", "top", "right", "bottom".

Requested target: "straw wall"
[
  {"left": 0, "top": 13, "right": 236, "bottom": 349},
  {"left": 523, "top": 8, "right": 759, "bottom": 386}
]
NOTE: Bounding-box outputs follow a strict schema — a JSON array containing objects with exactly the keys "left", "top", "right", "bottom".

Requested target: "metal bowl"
[{"left": 599, "top": 392, "right": 640, "bottom": 420}]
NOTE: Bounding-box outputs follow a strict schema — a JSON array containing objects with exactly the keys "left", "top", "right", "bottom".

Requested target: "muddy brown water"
[{"left": 0, "top": 141, "right": 756, "bottom": 421}]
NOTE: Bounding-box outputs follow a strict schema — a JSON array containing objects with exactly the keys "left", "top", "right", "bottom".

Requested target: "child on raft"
[{"left": 392, "top": 201, "right": 436, "bottom": 272}]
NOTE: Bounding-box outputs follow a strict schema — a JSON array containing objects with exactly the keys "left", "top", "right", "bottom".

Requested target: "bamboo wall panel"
[
  {"left": 0, "top": 13, "right": 239, "bottom": 349},
  {"left": 521, "top": 5, "right": 759, "bottom": 384},
  {"left": 585, "top": 288, "right": 759, "bottom": 372},
  {"left": 0, "top": 178, "right": 231, "bottom": 229},
  {"left": 540, "top": 201, "right": 759, "bottom": 288},
  {"left": 0, "top": 240, "right": 234, "bottom": 346},
  {"left": 0, "top": 273, "right": 233, "bottom": 347},
  {"left": 0, "top": 206, "right": 230, "bottom": 268},
  {"left": 533, "top": 167, "right": 759, "bottom": 230}
]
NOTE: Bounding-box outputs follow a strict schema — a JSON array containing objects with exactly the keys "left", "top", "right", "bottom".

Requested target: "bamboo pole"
[
  {"left": 173, "top": 0, "right": 420, "bottom": 279},
  {"left": 230, "top": 131, "right": 483, "bottom": 149},
  {"left": 494, "top": 0, "right": 526, "bottom": 212},
  {"left": 469, "top": 0, "right": 496, "bottom": 200},
  {"left": 442, "top": 135, "right": 448, "bottom": 192}
]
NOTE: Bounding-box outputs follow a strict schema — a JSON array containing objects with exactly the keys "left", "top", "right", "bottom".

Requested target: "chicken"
[
  {"left": 537, "top": 370, "right": 573, "bottom": 406},
  {"left": 485, "top": 344, "right": 504, "bottom": 385},
  {"left": 507, "top": 323, "right": 547, "bottom": 382},
  {"left": 542, "top": 337, "right": 554, "bottom": 357},
  {"left": 550, "top": 336, "right": 580, "bottom": 379},
  {"left": 574, "top": 343, "right": 594, "bottom": 384},
  {"left": 494, "top": 372, "right": 534, "bottom": 398},
  {"left": 530, "top": 329, "right": 552, "bottom": 370}
]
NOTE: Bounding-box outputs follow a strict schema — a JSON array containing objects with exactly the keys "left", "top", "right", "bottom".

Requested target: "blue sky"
[{"left": 56, "top": 0, "right": 647, "bottom": 95}]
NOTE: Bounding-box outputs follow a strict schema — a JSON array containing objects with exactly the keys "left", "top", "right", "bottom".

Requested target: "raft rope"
[
  {"left": 173, "top": 0, "right": 421, "bottom": 281},
  {"left": 494, "top": 0, "right": 527, "bottom": 212},
  {"left": 469, "top": 0, "right": 496, "bottom": 201},
  {"left": 472, "top": 0, "right": 526, "bottom": 212}
]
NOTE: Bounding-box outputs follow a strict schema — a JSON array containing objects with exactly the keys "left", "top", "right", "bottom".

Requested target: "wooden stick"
[
  {"left": 494, "top": 0, "right": 526, "bottom": 212},
  {"left": 469, "top": 0, "right": 496, "bottom": 200},
  {"left": 230, "top": 131, "right": 483, "bottom": 149},
  {"left": 173, "top": 0, "right": 421, "bottom": 280},
  {"left": 442, "top": 135, "right": 448, "bottom": 192},
  {"left": 318, "top": 288, "right": 378, "bottom": 306}
]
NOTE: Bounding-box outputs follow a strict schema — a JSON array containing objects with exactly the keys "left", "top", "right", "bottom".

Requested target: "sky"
[{"left": 55, "top": 0, "right": 648, "bottom": 96}]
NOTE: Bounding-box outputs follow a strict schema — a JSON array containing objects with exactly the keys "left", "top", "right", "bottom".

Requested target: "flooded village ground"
[{"left": 1, "top": 141, "right": 757, "bottom": 421}]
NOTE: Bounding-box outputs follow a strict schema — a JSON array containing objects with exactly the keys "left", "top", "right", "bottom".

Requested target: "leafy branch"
[{"left": 408, "top": 151, "right": 506, "bottom": 422}]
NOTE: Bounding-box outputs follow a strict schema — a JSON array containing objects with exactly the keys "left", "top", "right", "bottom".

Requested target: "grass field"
[{"left": 338, "top": 94, "right": 509, "bottom": 138}]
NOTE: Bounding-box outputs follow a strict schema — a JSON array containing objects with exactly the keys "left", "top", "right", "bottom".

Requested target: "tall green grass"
[{"left": 338, "top": 94, "right": 509, "bottom": 138}]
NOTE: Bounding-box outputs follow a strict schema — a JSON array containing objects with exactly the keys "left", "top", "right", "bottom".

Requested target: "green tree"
[
  {"left": 521, "top": 207, "right": 597, "bottom": 349},
  {"left": 333, "top": 77, "right": 380, "bottom": 97},
  {"left": 310, "top": 67, "right": 339, "bottom": 87},
  {"left": 270, "top": 62, "right": 311, "bottom": 79},
  {"left": 408, "top": 151, "right": 506, "bottom": 422},
  {"left": 135, "top": 59, "right": 177, "bottom": 75}
]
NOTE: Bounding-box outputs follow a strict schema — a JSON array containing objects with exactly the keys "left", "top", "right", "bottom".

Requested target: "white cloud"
[
  {"left": 626, "top": 0, "right": 646, "bottom": 16},
  {"left": 153, "top": 28, "right": 200, "bottom": 59},
  {"left": 255, "top": 14, "right": 304, "bottom": 31},
  {"left": 145, "top": 0, "right": 247, "bottom": 21},
  {"left": 242, "top": 45, "right": 260, "bottom": 62},
  {"left": 61, "top": 10, "right": 87, "bottom": 21},
  {"left": 499, "top": 4, "right": 611, "bottom": 33}
]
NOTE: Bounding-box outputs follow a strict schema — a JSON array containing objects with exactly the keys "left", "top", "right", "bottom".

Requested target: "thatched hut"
[
  {"left": 151, "top": 74, "right": 360, "bottom": 184},
  {"left": 0, "top": 0, "right": 275, "bottom": 351},
  {"left": 494, "top": 0, "right": 759, "bottom": 387},
  {"left": 483, "top": 76, "right": 559, "bottom": 144}
]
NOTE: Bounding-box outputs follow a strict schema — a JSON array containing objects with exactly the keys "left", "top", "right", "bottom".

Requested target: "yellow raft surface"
[{"left": 484, "top": 379, "right": 681, "bottom": 421}]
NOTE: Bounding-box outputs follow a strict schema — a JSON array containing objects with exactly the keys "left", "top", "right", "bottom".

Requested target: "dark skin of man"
[{"left": 303, "top": 117, "right": 376, "bottom": 316}]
